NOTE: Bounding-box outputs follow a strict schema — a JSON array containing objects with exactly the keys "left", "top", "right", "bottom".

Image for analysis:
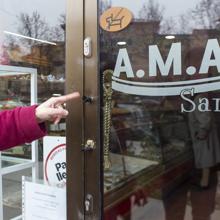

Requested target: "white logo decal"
[{"left": 112, "top": 39, "right": 220, "bottom": 96}]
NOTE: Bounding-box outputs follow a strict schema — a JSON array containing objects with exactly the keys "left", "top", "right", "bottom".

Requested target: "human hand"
[{"left": 35, "top": 92, "right": 80, "bottom": 124}]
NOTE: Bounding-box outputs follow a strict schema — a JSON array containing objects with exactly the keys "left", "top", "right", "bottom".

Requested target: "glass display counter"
[
  {"left": 103, "top": 98, "right": 193, "bottom": 181},
  {"left": 0, "top": 65, "right": 38, "bottom": 220},
  {"left": 103, "top": 102, "right": 193, "bottom": 219},
  {"left": 104, "top": 153, "right": 158, "bottom": 192}
]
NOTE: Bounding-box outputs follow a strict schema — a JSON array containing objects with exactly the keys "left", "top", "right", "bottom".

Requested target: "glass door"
[
  {"left": 99, "top": 0, "right": 220, "bottom": 220},
  {"left": 67, "top": 0, "right": 220, "bottom": 219}
]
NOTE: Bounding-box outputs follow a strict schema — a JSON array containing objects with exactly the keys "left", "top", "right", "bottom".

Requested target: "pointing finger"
[
  {"left": 54, "top": 92, "right": 80, "bottom": 105},
  {"left": 44, "top": 92, "right": 80, "bottom": 106}
]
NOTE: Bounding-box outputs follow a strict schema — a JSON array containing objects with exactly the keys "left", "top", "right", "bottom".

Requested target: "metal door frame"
[{"left": 66, "top": 0, "right": 101, "bottom": 219}]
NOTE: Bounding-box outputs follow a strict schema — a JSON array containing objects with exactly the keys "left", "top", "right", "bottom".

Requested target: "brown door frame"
[
  {"left": 66, "top": 0, "right": 101, "bottom": 219},
  {"left": 66, "top": 0, "right": 84, "bottom": 219},
  {"left": 84, "top": 0, "right": 101, "bottom": 219}
]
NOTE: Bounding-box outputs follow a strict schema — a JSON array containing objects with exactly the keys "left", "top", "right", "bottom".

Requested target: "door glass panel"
[
  {"left": 0, "top": 0, "right": 66, "bottom": 219},
  {"left": 99, "top": 0, "right": 220, "bottom": 219}
]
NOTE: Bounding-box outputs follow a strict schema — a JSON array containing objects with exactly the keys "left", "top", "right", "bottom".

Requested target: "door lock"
[
  {"left": 82, "top": 95, "right": 94, "bottom": 103},
  {"left": 82, "top": 139, "right": 96, "bottom": 151},
  {"left": 85, "top": 194, "right": 93, "bottom": 214}
]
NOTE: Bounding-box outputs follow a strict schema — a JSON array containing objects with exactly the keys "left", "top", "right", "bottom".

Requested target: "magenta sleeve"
[{"left": 0, "top": 105, "right": 47, "bottom": 150}]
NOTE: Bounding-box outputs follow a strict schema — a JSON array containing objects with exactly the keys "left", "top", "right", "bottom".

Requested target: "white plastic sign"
[{"left": 43, "top": 136, "right": 66, "bottom": 187}]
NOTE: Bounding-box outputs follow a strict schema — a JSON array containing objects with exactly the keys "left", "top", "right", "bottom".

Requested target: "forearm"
[{"left": 0, "top": 106, "right": 47, "bottom": 150}]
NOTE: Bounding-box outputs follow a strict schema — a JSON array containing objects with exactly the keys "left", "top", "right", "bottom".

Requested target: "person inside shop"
[
  {"left": 188, "top": 92, "right": 220, "bottom": 188},
  {"left": 185, "top": 48, "right": 220, "bottom": 189},
  {"left": 0, "top": 92, "right": 80, "bottom": 150}
]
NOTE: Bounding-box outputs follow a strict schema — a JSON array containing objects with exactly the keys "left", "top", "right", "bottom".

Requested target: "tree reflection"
[
  {"left": 138, "top": 0, "right": 220, "bottom": 35},
  {"left": 138, "top": 0, "right": 164, "bottom": 23},
  {"left": 15, "top": 11, "right": 65, "bottom": 45}
]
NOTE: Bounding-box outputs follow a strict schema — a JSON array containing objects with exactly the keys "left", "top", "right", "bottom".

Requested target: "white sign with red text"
[{"left": 43, "top": 136, "right": 66, "bottom": 187}]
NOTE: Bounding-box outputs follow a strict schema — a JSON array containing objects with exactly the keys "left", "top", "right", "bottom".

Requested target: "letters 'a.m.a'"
[
  {"left": 114, "top": 39, "right": 220, "bottom": 79},
  {"left": 112, "top": 39, "right": 220, "bottom": 97}
]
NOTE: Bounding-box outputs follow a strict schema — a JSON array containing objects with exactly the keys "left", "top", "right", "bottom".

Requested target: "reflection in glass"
[
  {"left": 0, "top": 0, "right": 66, "bottom": 135},
  {"left": 0, "top": 1, "right": 66, "bottom": 219},
  {"left": 100, "top": 0, "right": 220, "bottom": 220}
]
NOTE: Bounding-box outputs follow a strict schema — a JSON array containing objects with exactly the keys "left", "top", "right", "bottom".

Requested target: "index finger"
[{"left": 54, "top": 92, "right": 80, "bottom": 105}]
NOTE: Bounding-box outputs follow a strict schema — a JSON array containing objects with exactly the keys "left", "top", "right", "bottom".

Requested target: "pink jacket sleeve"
[{"left": 0, "top": 105, "right": 47, "bottom": 150}]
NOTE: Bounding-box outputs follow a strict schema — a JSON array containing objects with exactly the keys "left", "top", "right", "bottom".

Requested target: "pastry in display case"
[{"left": 0, "top": 74, "right": 32, "bottom": 159}]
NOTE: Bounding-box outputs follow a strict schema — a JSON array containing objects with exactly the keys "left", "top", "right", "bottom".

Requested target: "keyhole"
[{"left": 85, "top": 200, "right": 90, "bottom": 211}]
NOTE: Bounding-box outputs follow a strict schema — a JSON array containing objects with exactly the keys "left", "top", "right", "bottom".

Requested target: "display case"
[
  {"left": 99, "top": 71, "right": 191, "bottom": 220},
  {"left": 0, "top": 65, "right": 38, "bottom": 220},
  {"left": 103, "top": 92, "right": 193, "bottom": 219}
]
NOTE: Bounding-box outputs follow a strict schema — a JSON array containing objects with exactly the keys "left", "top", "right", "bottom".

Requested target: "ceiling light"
[
  {"left": 165, "top": 35, "right": 175, "bottom": 40},
  {"left": 117, "top": 41, "right": 127, "bottom": 46}
]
